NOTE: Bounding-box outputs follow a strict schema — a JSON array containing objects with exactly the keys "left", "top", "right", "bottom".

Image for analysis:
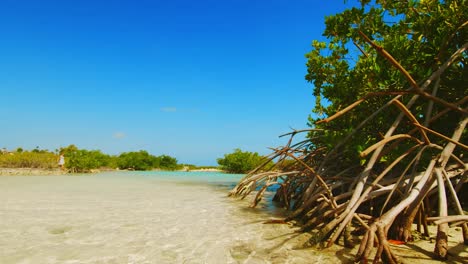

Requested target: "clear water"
[{"left": 0, "top": 171, "right": 334, "bottom": 263}]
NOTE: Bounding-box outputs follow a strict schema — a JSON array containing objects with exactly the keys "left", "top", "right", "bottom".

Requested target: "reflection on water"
[{"left": 0, "top": 171, "right": 332, "bottom": 263}]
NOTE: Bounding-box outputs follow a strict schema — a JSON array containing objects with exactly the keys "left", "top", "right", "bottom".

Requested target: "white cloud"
[
  {"left": 161, "top": 107, "right": 177, "bottom": 112},
  {"left": 113, "top": 132, "right": 126, "bottom": 139}
]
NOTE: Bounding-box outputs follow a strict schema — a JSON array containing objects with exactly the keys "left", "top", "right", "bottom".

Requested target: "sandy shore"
[
  {"left": 0, "top": 167, "right": 223, "bottom": 175},
  {"left": 0, "top": 168, "right": 67, "bottom": 176},
  {"left": 325, "top": 224, "right": 467, "bottom": 263},
  {"left": 251, "top": 196, "right": 467, "bottom": 263},
  {"left": 188, "top": 168, "right": 222, "bottom": 172}
]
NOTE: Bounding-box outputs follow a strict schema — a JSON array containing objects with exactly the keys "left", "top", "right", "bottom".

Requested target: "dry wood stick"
[{"left": 413, "top": 123, "right": 468, "bottom": 150}]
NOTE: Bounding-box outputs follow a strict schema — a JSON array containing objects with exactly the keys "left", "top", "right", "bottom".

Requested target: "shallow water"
[{"left": 0, "top": 171, "right": 333, "bottom": 264}]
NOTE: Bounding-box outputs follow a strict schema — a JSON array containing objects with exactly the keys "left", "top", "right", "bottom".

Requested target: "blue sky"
[{"left": 0, "top": 0, "right": 357, "bottom": 165}]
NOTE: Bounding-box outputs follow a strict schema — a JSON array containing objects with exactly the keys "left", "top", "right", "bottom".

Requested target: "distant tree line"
[
  {"left": 1, "top": 146, "right": 279, "bottom": 174},
  {"left": 0, "top": 145, "right": 182, "bottom": 173},
  {"left": 61, "top": 145, "right": 182, "bottom": 172},
  {"left": 0, "top": 147, "right": 57, "bottom": 169}
]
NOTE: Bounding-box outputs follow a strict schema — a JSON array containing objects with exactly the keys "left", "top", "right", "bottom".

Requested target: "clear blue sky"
[{"left": 0, "top": 0, "right": 357, "bottom": 165}]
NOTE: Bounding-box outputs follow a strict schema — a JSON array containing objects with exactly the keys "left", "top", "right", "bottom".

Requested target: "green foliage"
[
  {"left": 1, "top": 145, "right": 182, "bottom": 173},
  {"left": 305, "top": 0, "right": 467, "bottom": 172},
  {"left": 117, "top": 151, "right": 181, "bottom": 171},
  {"left": 31, "top": 146, "right": 51, "bottom": 153},
  {"left": 217, "top": 149, "right": 271, "bottom": 173},
  {"left": 117, "top": 150, "right": 157, "bottom": 171},
  {"left": 156, "top": 155, "right": 181, "bottom": 170},
  {"left": 0, "top": 151, "right": 57, "bottom": 169},
  {"left": 61, "top": 145, "right": 112, "bottom": 173},
  {"left": 60, "top": 144, "right": 78, "bottom": 155}
]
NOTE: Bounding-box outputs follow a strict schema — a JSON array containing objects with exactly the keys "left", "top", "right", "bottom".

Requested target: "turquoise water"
[
  {"left": 0, "top": 171, "right": 332, "bottom": 263},
  {"left": 102, "top": 170, "right": 245, "bottom": 187}
]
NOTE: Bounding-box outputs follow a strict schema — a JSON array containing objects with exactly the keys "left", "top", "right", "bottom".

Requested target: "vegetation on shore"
[
  {"left": 217, "top": 148, "right": 273, "bottom": 174},
  {"left": 0, "top": 148, "right": 57, "bottom": 169},
  {"left": 0, "top": 145, "right": 184, "bottom": 173},
  {"left": 1, "top": 146, "right": 279, "bottom": 174},
  {"left": 231, "top": 1, "right": 467, "bottom": 263}
]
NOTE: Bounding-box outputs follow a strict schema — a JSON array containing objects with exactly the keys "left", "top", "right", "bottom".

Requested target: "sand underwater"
[{"left": 0, "top": 171, "right": 466, "bottom": 263}]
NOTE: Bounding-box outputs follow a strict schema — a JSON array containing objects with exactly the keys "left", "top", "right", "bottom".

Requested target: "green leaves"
[
  {"left": 65, "top": 149, "right": 107, "bottom": 172},
  {"left": 217, "top": 149, "right": 271, "bottom": 174},
  {"left": 0, "top": 151, "right": 56, "bottom": 169},
  {"left": 1, "top": 145, "right": 182, "bottom": 172},
  {"left": 117, "top": 151, "right": 180, "bottom": 171},
  {"left": 60, "top": 145, "right": 181, "bottom": 172},
  {"left": 117, "top": 151, "right": 155, "bottom": 171},
  {"left": 305, "top": 0, "right": 467, "bottom": 172}
]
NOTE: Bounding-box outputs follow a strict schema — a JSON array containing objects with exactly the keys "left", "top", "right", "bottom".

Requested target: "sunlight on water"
[{"left": 0, "top": 172, "right": 333, "bottom": 263}]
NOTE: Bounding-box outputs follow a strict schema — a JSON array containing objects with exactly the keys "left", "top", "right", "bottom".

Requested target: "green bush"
[
  {"left": 116, "top": 151, "right": 182, "bottom": 171},
  {"left": 2, "top": 144, "right": 182, "bottom": 173},
  {"left": 217, "top": 149, "right": 270, "bottom": 174},
  {"left": 117, "top": 150, "right": 156, "bottom": 171},
  {"left": 0, "top": 151, "right": 57, "bottom": 169},
  {"left": 64, "top": 149, "right": 111, "bottom": 173},
  {"left": 156, "top": 155, "right": 181, "bottom": 170}
]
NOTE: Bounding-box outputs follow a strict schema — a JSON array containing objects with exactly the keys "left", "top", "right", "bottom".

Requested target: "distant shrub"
[
  {"left": 156, "top": 155, "right": 181, "bottom": 170},
  {"left": 59, "top": 145, "right": 112, "bottom": 173},
  {"left": 116, "top": 151, "right": 182, "bottom": 171},
  {"left": 217, "top": 149, "right": 271, "bottom": 174},
  {"left": 0, "top": 151, "right": 57, "bottom": 169},
  {"left": 2, "top": 144, "right": 182, "bottom": 173},
  {"left": 117, "top": 150, "right": 156, "bottom": 171},
  {"left": 64, "top": 149, "right": 111, "bottom": 173}
]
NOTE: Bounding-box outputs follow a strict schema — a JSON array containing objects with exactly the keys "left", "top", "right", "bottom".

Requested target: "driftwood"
[{"left": 230, "top": 37, "right": 467, "bottom": 263}]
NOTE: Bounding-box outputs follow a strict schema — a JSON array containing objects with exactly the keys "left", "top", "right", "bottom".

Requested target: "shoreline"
[
  {"left": 0, "top": 168, "right": 67, "bottom": 176},
  {"left": 0, "top": 167, "right": 224, "bottom": 176},
  {"left": 187, "top": 168, "right": 222, "bottom": 172}
]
